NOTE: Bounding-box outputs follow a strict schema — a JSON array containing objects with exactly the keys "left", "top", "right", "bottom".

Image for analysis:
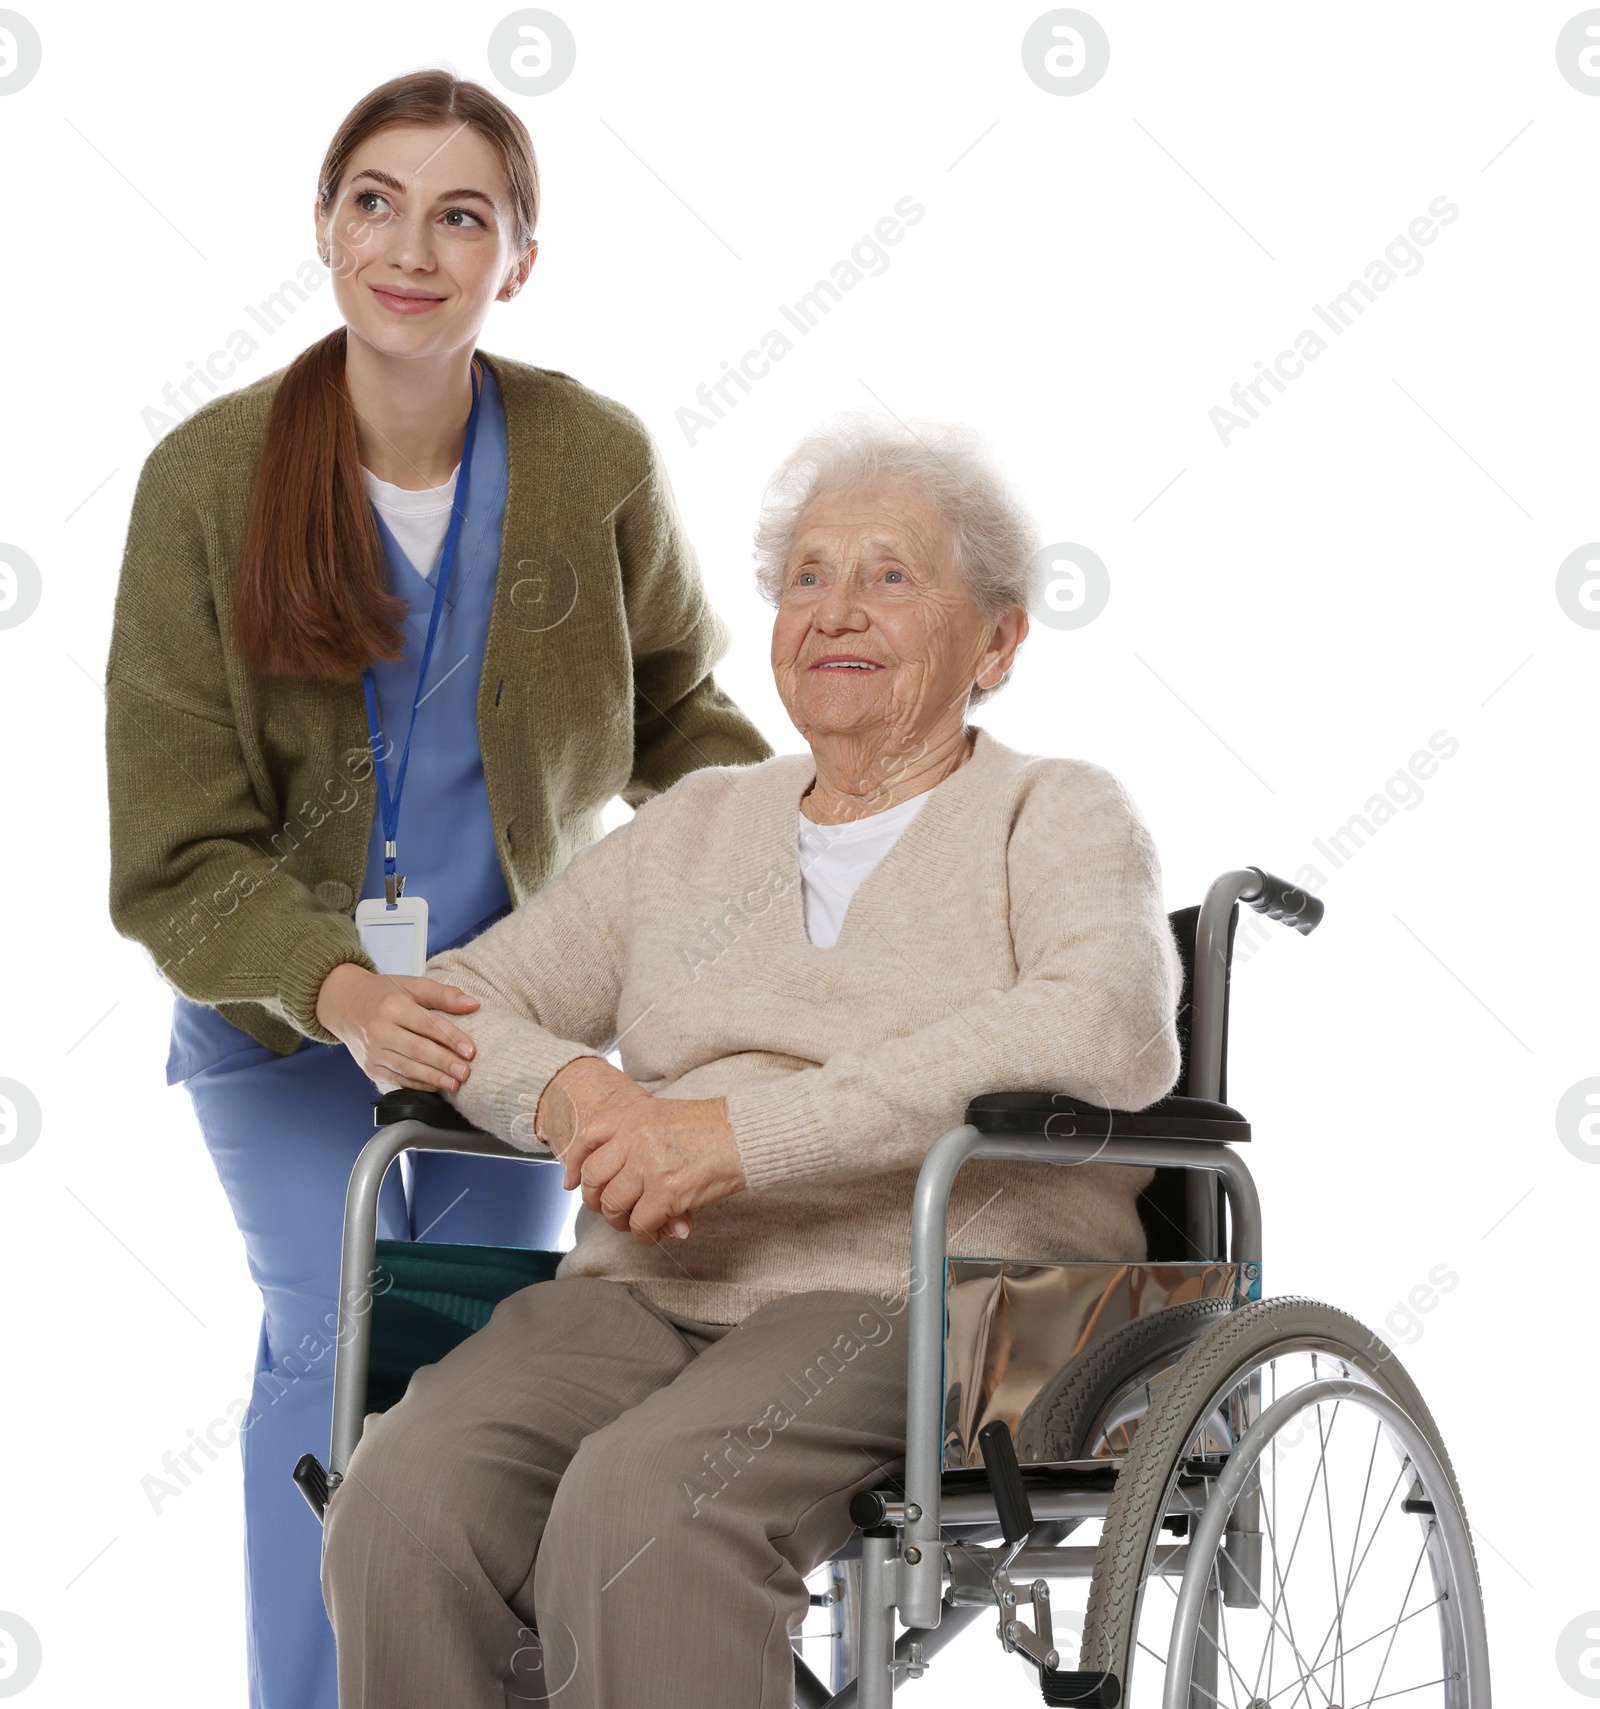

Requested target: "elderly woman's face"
[{"left": 770, "top": 483, "right": 1016, "bottom": 747}]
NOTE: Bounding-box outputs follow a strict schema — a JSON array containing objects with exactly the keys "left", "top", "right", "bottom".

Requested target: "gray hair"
[{"left": 752, "top": 414, "right": 1040, "bottom": 705}]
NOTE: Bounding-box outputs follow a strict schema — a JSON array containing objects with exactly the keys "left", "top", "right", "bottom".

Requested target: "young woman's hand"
[{"left": 314, "top": 962, "right": 480, "bottom": 1091}]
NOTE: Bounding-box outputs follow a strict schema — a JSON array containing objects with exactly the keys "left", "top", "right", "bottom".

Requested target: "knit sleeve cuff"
[
  {"left": 276, "top": 930, "right": 375, "bottom": 1044},
  {"left": 723, "top": 1076, "right": 833, "bottom": 1196}
]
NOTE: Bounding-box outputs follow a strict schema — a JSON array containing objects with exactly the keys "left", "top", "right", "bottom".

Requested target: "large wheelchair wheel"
[{"left": 1079, "top": 1297, "right": 1489, "bottom": 1707}]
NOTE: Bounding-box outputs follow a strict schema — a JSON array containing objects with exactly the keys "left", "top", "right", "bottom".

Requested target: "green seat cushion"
[{"left": 366, "top": 1239, "right": 565, "bottom": 1414}]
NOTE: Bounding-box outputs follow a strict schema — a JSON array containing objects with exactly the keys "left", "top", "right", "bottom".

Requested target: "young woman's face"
[{"left": 316, "top": 122, "right": 534, "bottom": 363}]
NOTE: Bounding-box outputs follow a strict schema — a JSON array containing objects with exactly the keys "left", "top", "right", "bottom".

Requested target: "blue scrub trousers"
[{"left": 185, "top": 1034, "right": 570, "bottom": 1709}]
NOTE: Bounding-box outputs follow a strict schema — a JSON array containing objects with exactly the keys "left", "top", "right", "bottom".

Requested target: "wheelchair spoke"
[
  {"left": 1269, "top": 1361, "right": 1278, "bottom": 1698},
  {"left": 1154, "top": 1566, "right": 1255, "bottom": 1708},
  {"left": 1247, "top": 1495, "right": 1438, "bottom": 1709},
  {"left": 1339, "top": 1421, "right": 1384, "bottom": 1614},
  {"left": 1289, "top": 1420, "right": 1391, "bottom": 1703},
  {"left": 1313, "top": 1402, "right": 1345, "bottom": 1707},
  {"left": 1255, "top": 1438, "right": 1340, "bottom": 1709},
  {"left": 1214, "top": 1567, "right": 1246, "bottom": 1709},
  {"left": 1135, "top": 1637, "right": 1229, "bottom": 1709},
  {"left": 1252, "top": 1599, "right": 1445, "bottom": 1705},
  {"left": 1362, "top": 1677, "right": 1455, "bottom": 1704},
  {"left": 1295, "top": 1451, "right": 1412, "bottom": 1695},
  {"left": 1163, "top": 1518, "right": 1336, "bottom": 1709},
  {"left": 1266, "top": 1409, "right": 1339, "bottom": 1649},
  {"left": 1354, "top": 1526, "right": 1433, "bottom": 1709}
]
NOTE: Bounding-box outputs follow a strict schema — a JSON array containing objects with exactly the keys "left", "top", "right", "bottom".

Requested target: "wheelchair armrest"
[
  {"left": 966, "top": 1090, "right": 1250, "bottom": 1144},
  {"left": 373, "top": 1088, "right": 479, "bottom": 1132}
]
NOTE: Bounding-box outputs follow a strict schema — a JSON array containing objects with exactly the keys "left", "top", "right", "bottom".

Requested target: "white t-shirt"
[
  {"left": 797, "top": 790, "right": 931, "bottom": 948},
  {"left": 361, "top": 464, "right": 460, "bottom": 581}
]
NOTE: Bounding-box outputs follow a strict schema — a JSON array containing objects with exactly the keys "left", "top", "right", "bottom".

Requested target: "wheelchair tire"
[
  {"left": 1014, "top": 1297, "right": 1235, "bottom": 1464},
  {"left": 1079, "top": 1295, "right": 1488, "bottom": 1707}
]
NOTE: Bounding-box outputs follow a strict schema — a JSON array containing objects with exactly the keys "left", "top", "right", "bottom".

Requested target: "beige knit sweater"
[{"left": 428, "top": 728, "right": 1184, "bottom": 1324}]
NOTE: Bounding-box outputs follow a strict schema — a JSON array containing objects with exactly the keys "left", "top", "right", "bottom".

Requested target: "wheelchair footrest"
[
  {"left": 293, "top": 1453, "right": 330, "bottom": 1524},
  {"left": 1041, "top": 1670, "right": 1121, "bottom": 1708}
]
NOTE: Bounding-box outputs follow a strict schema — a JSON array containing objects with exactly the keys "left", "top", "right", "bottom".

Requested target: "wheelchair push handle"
[{"left": 1241, "top": 865, "right": 1323, "bottom": 935}]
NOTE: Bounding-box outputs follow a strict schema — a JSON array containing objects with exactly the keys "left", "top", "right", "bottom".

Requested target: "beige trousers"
[{"left": 321, "top": 1275, "right": 910, "bottom": 1707}]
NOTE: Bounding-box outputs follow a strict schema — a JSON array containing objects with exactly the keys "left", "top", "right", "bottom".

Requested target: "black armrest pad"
[
  {"left": 966, "top": 1091, "right": 1249, "bottom": 1144},
  {"left": 373, "top": 1089, "right": 478, "bottom": 1133}
]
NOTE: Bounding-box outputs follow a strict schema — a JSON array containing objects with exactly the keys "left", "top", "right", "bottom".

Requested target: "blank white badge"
[{"left": 355, "top": 895, "right": 430, "bottom": 977}]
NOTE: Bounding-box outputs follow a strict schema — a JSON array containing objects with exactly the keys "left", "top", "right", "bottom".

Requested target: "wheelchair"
[{"left": 294, "top": 865, "right": 1489, "bottom": 1707}]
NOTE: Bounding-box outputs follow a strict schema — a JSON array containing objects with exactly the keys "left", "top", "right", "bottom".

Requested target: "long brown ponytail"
[{"left": 234, "top": 71, "right": 540, "bottom": 680}]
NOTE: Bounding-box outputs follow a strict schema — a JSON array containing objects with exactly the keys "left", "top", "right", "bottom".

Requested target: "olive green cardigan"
[{"left": 106, "top": 349, "right": 771, "bottom": 1056}]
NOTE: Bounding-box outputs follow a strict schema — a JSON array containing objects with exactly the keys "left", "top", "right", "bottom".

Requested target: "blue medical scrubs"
[{"left": 169, "top": 361, "right": 568, "bottom": 1709}]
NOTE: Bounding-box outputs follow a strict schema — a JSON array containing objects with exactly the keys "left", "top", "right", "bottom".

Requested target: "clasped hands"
[
  {"left": 313, "top": 968, "right": 746, "bottom": 1245},
  {"left": 534, "top": 1055, "right": 747, "bottom": 1246}
]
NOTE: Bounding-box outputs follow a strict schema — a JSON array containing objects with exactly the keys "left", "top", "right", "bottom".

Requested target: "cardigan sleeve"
[
  {"left": 104, "top": 438, "right": 375, "bottom": 1044},
  {"left": 720, "top": 764, "right": 1185, "bottom": 1196},
  {"left": 423, "top": 817, "right": 634, "bottom": 1147},
  {"left": 610, "top": 428, "right": 773, "bottom": 801}
]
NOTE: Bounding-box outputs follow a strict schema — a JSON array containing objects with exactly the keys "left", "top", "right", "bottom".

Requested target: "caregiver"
[{"left": 104, "top": 69, "right": 769, "bottom": 1709}]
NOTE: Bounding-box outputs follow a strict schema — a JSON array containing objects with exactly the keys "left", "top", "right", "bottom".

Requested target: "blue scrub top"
[{"left": 168, "top": 360, "right": 513, "bottom": 1084}]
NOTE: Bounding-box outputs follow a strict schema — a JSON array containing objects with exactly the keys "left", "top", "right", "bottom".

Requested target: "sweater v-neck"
[{"left": 776, "top": 728, "right": 999, "bottom": 950}]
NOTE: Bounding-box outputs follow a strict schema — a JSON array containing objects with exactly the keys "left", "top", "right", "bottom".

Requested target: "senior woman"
[{"left": 321, "top": 418, "right": 1184, "bottom": 1707}]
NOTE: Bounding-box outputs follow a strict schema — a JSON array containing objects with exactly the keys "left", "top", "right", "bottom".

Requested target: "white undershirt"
[
  {"left": 361, "top": 464, "right": 461, "bottom": 582},
  {"left": 797, "top": 790, "right": 931, "bottom": 948}
]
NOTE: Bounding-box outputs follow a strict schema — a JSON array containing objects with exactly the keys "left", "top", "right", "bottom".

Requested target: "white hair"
[{"left": 752, "top": 414, "right": 1040, "bottom": 705}]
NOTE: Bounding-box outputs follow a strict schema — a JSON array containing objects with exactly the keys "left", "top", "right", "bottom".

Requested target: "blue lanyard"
[{"left": 361, "top": 360, "right": 483, "bottom": 907}]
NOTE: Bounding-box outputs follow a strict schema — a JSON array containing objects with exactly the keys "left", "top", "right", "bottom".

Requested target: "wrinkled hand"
[
  {"left": 533, "top": 1057, "right": 690, "bottom": 1240},
  {"left": 315, "top": 963, "right": 478, "bottom": 1092},
  {"left": 533, "top": 1055, "right": 651, "bottom": 1154},
  {"left": 558, "top": 1089, "right": 747, "bottom": 1246}
]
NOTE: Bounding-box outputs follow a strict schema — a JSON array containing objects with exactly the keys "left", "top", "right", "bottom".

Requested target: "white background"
[{"left": 0, "top": 2, "right": 1595, "bottom": 1704}]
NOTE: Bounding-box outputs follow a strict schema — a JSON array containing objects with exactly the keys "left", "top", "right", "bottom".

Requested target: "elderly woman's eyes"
[{"left": 795, "top": 570, "right": 820, "bottom": 587}]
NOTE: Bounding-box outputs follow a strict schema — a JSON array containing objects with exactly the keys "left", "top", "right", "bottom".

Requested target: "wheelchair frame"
[{"left": 305, "top": 865, "right": 1489, "bottom": 1708}]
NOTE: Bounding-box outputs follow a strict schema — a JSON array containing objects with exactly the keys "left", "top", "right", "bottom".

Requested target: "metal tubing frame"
[
  {"left": 1189, "top": 867, "right": 1264, "bottom": 1104},
  {"left": 856, "top": 1534, "right": 900, "bottom": 1709},
  {"left": 897, "top": 1126, "right": 1262, "bottom": 1634},
  {"left": 327, "top": 1119, "right": 532, "bottom": 1485},
  {"left": 1184, "top": 868, "right": 1265, "bottom": 1258}
]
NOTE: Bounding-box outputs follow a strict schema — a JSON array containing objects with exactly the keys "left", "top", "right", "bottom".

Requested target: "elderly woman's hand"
[
  {"left": 534, "top": 1055, "right": 650, "bottom": 1154},
  {"left": 564, "top": 1092, "right": 746, "bottom": 1246}
]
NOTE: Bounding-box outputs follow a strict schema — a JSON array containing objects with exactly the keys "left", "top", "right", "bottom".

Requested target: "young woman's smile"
[{"left": 369, "top": 282, "right": 449, "bottom": 315}]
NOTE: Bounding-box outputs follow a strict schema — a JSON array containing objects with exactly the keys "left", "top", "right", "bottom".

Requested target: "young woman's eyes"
[{"left": 353, "top": 192, "right": 485, "bottom": 229}]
